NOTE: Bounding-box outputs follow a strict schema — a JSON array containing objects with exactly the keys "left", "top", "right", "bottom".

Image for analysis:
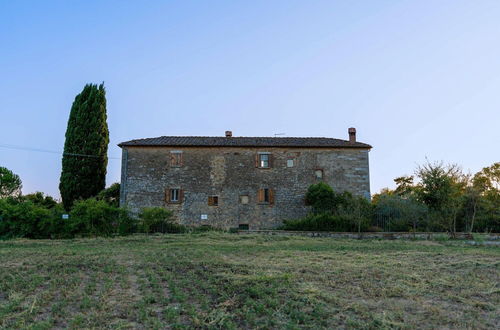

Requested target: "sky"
[{"left": 1, "top": 0, "right": 499, "bottom": 199}]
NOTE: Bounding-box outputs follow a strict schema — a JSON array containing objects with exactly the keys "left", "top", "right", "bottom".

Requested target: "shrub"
[
  {"left": 24, "top": 192, "right": 58, "bottom": 209},
  {"left": 305, "top": 182, "right": 335, "bottom": 213},
  {"left": 139, "top": 207, "right": 184, "bottom": 233},
  {"left": 97, "top": 183, "right": 120, "bottom": 207},
  {"left": 288, "top": 183, "right": 373, "bottom": 232},
  {"left": 0, "top": 197, "right": 56, "bottom": 239},
  {"left": 373, "top": 194, "right": 428, "bottom": 232},
  {"left": 68, "top": 198, "right": 134, "bottom": 237},
  {"left": 282, "top": 213, "right": 370, "bottom": 232}
]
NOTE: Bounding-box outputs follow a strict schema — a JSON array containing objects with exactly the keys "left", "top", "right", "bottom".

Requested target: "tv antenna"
[{"left": 274, "top": 133, "right": 286, "bottom": 137}]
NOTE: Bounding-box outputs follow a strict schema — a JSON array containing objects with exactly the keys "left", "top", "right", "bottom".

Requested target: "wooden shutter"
[
  {"left": 179, "top": 189, "right": 184, "bottom": 203},
  {"left": 208, "top": 196, "right": 214, "bottom": 206},
  {"left": 269, "top": 189, "right": 275, "bottom": 205},
  {"left": 257, "top": 189, "right": 264, "bottom": 203},
  {"left": 165, "top": 189, "right": 170, "bottom": 203},
  {"left": 255, "top": 154, "right": 259, "bottom": 167},
  {"left": 268, "top": 154, "right": 273, "bottom": 168},
  {"left": 179, "top": 153, "right": 184, "bottom": 166}
]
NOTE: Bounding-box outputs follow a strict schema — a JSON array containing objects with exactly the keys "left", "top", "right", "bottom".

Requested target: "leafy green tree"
[
  {"left": 59, "top": 83, "right": 109, "bottom": 210},
  {"left": 0, "top": 166, "right": 22, "bottom": 198},
  {"left": 394, "top": 175, "right": 415, "bottom": 196},
  {"left": 97, "top": 183, "right": 120, "bottom": 207},
  {"left": 415, "top": 161, "right": 465, "bottom": 233},
  {"left": 24, "top": 192, "right": 58, "bottom": 209},
  {"left": 305, "top": 182, "right": 335, "bottom": 214},
  {"left": 473, "top": 162, "right": 500, "bottom": 193},
  {"left": 373, "top": 193, "right": 428, "bottom": 232},
  {"left": 470, "top": 162, "right": 500, "bottom": 232}
]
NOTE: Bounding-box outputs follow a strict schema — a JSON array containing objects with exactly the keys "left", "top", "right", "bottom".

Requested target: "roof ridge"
[
  {"left": 118, "top": 135, "right": 372, "bottom": 149},
  {"left": 129, "top": 135, "right": 342, "bottom": 139}
]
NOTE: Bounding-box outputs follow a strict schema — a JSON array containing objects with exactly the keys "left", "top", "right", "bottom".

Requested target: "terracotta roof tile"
[{"left": 118, "top": 136, "right": 371, "bottom": 149}]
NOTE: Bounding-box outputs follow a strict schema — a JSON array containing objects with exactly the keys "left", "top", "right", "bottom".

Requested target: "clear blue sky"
[{"left": 1, "top": 1, "right": 499, "bottom": 198}]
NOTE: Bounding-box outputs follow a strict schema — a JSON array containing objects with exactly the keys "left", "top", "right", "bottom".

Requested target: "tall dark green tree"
[{"left": 59, "top": 83, "right": 109, "bottom": 210}]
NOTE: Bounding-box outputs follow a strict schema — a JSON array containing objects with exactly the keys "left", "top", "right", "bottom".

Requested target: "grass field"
[{"left": 0, "top": 233, "right": 499, "bottom": 329}]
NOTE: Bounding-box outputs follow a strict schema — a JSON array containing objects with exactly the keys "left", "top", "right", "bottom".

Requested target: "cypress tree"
[{"left": 59, "top": 83, "right": 109, "bottom": 210}]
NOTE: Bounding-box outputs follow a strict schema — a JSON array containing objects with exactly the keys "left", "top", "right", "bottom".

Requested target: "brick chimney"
[
  {"left": 348, "top": 127, "right": 356, "bottom": 143},
  {"left": 225, "top": 130, "right": 232, "bottom": 137}
]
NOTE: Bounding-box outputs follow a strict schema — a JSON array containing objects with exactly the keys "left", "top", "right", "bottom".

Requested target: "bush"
[
  {"left": 282, "top": 213, "right": 371, "bottom": 232},
  {"left": 24, "top": 192, "right": 58, "bottom": 209},
  {"left": 97, "top": 183, "right": 120, "bottom": 207},
  {"left": 286, "top": 183, "right": 373, "bottom": 232},
  {"left": 68, "top": 198, "right": 135, "bottom": 237},
  {"left": 139, "top": 207, "right": 185, "bottom": 233},
  {"left": 305, "top": 182, "right": 335, "bottom": 213},
  {"left": 0, "top": 197, "right": 59, "bottom": 239},
  {"left": 373, "top": 194, "right": 428, "bottom": 232}
]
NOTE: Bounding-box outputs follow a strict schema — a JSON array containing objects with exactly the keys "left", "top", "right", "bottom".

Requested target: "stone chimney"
[
  {"left": 348, "top": 127, "right": 356, "bottom": 143},
  {"left": 225, "top": 130, "right": 232, "bottom": 137}
]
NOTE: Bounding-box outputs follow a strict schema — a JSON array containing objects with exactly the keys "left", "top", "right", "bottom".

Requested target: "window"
[
  {"left": 238, "top": 224, "right": 249, "bottom": 230},
  {"left": 287, "top": 159, "right": 294, "bottom": 167},
  {"left": 171, "top": 189, "right": 179, "bottom": 202},
  {"left": 257, "top": 188, "right": 274, "bottom": 205},
  {"left": 208, "top": 196, "right": 219, "bottom": 206},
  {"left": 166, "top": 188, "right": 183, "bottom": 204},
  {"left": 170, "top": 151, "right": 183, "bottom": 167},
  {"left": 315, "top": 169, "right": 324, "bottom": 179},
  {"left": 255, "top": 152, "right": 272, "bottom": 168},
  {"left": 240, "top": 195, "right": 249, "bottom": 204}
]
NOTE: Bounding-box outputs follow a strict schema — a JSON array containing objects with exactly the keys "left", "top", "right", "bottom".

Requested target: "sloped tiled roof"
[{"left": 118, "top": 136, "right": 371, "bottom": 149}]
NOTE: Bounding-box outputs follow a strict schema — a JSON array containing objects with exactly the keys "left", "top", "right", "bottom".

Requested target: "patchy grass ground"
[{"left": 0, "top": 233, "right": 498, "bottom": 329}]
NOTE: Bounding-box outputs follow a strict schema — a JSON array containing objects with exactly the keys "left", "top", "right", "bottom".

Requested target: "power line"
[{"left": 0, "top": 143, "right": 120, "bottom": 160}]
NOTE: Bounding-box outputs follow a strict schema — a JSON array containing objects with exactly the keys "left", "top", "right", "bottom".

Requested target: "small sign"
[
  {"left": 62, "top": 214, "right": 69, "bottom": 220},
  {"left": 201, "top": 214, "right": 208, "bottom": 220}
]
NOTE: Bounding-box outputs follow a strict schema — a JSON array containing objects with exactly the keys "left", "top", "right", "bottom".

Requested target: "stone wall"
[{"left": 120, "top": 146, "right": 370, "bottom": 229}]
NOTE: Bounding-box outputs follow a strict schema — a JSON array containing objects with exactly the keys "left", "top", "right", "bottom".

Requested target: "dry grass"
[{"left": 0, "top": 233, "right": 498, "bottom": 329}]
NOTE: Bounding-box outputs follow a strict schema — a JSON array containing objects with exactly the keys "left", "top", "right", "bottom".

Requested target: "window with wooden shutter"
[
  {"left": 166, "top": 188, "right": 183, "bottom": 204},
  {"left": 170, "top": 151, "right": 183, "bottom": 167},
  {"left": 257, "top": 189, "right": 264, "bottom": 203},
  {"left": 257, "top": 152, "right": 271, "bottom": 168},
  {"left": 208, "top": 196, "right": 219, "bottom": 206},
  {"left": 269, "top": 189, "right": 275, "bottom": 205},
  {"left": 258, "top": 188, "right": 272, "bottom": 204}
]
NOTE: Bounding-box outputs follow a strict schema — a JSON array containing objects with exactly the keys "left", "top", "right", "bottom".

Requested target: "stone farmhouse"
[{"left": 118, "top": 128, "right": 371, "bottom": 229}]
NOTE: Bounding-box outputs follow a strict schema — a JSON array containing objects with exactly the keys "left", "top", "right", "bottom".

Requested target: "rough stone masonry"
[{"left": 118, "top": 129, "right": 371, "bottom": 229}]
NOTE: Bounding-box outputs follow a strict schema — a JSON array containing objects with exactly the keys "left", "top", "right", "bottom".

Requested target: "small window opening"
[
  {"left": 259, "top": 154, "right": 269, "bottom": 168},
  {"left": 287, "top": 159, "right": 294, "bottom": 167},
  {"left": 170, "top": 189, "right": 180, "bottom": 202},
  {"left": 315, "top": 169, "right": 324, "bottom": 179},
  {"left": 170, "top": 151, "right": 183, "bottom": 167},
  {"left": 240, "top": 195, "right": 249, "bottom": 204},
  {"left": 263, "top": 188, "right": 270, "bottom": 203},
  {"left": 208, "top": 196, "right": 219, "bottom": 206},
  {"left": 258, "top": 188, "right": 274, "bottom": 204},
  {"left": 238, "top": 224, "right": 249, "bottom": 230}
]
